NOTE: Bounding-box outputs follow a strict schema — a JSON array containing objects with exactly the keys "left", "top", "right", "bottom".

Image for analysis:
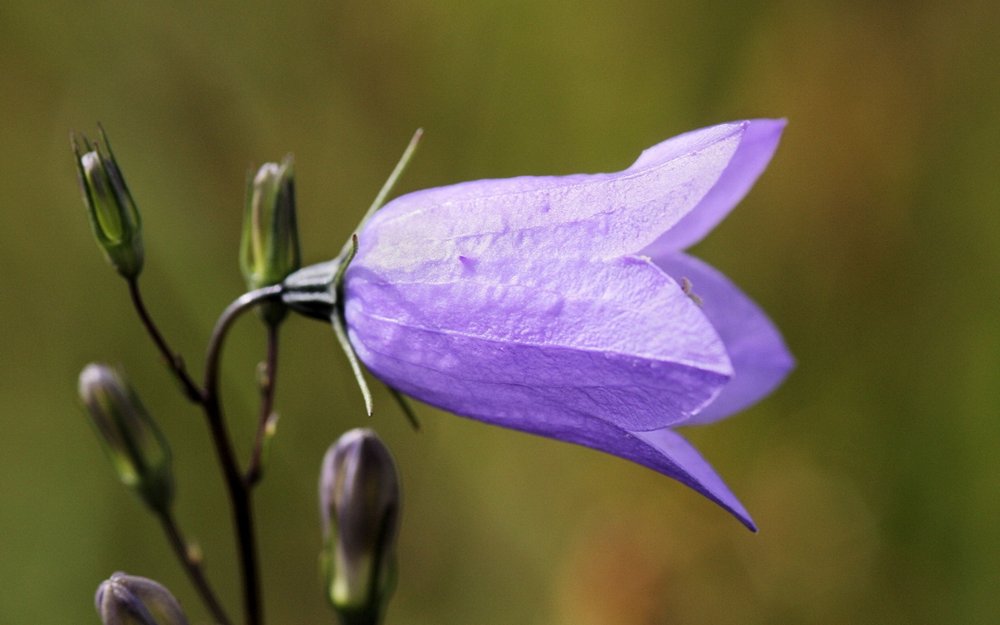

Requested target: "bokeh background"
[{"left": 2, "top": 0, "right": 999, "bottom": 623}]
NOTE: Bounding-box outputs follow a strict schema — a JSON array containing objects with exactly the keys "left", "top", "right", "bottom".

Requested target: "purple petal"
[
  {"left": 643, "top": 119, "right": 786, "bottom": 254},
  {"left": 465, "top": 408, "right": 755, "bottom": 530},
  {"left": 363, "top": 122, "right": 762, "bottom": 260},
  {"left": 629, "top": 427, "right": 755, "bottom": 530},
  {"left": 344, "top": 253, "right": 731, "bottom": 432},
  {"left": 654, "top": 252, "right": 794, "bottom": 425}
]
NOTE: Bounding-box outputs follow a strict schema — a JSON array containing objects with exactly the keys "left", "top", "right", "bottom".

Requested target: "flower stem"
[
  {"left": 202, "top": 285, "right": 283, "bottom": 625},
  {"left": 128, "top": 279, "right": 282, "bottom": 625},
  {"left": 245, "top": 322, "right": 280, "bottom": 487},
  {"left": 157, "top": 511, "right": 233, "bottom": 625},
  {"left": 127, "top": 279, "right": 203, "bottom": 403}
]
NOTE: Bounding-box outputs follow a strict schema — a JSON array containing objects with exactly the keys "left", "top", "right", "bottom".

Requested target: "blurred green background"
[{"left": 2, "top": 0, "right": 999, "bottom": 623}]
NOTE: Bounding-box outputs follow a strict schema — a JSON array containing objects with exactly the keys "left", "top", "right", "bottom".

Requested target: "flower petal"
[
  {"left": 643, "top": 119, "right": 786, "bottom": 253},
  {"left": 629, "top": 427, "right": 755, "bottom": 530},
  {"left": 344, "top": 253, "right": 731, "bottom": 432},
  {"left": 654, "top": 252, "right": 794, "bottom": 425},
  {"left": 461, "top": 407, "right": 755, "bottom": 530},
  {"left": 363, "top": 121, "right": 762, "bottom": 261}
]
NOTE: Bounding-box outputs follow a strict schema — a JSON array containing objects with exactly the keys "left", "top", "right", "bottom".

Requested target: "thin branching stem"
[
  {"left": 128, "top": 281, "right": 283, "bottom": 625},
  {"left": 158, "top": 511, "right": 233, "bottom": 625},
  {"left": 245, "top": 322, "right": 280, "bottom": 487},
  {"left": 127, "top": 279, "right": 203, "bottom": 402},
  {"left": 201, "top": 284, "right": 283, "bottom": 625}
]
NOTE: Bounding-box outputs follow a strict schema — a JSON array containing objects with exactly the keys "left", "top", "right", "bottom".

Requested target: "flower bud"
[
  {"left": 72, "top": 127, "right": 144, "bottom": 280},
  {"left": 95, "top": 572, "right": 189, "bottom": 625},
  {"left": 79, "top": 364, "right": 173, "bottom": 513},
  {"left": 240, "top": 156, "right": 300, "bottom": 324},
  {"left": 320, "top": 429, "right": 401, "bottom": 625}
]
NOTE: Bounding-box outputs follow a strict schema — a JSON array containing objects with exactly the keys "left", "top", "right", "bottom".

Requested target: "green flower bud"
[
  {"left": 72, "top": 127, "right": 144, "bottom": 280},
  {"left": 95, "top": 572, "right": 189, "bottom": 625},
  {"left": 240, "top": 155, "right": 300, "bottom": 324},
  {"left": 320, "top": 429, "right": 401, "bottom": 625},
  {"left": 79, "top": 364, "right": 173, "bottom": 513}
]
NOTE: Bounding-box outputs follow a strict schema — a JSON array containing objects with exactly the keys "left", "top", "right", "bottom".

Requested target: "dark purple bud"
[
  {"left": 319, "top": 429, "right": 400, "bottom": 625},
  {"left": 79, "top": 364, "right": 173, "bottom": 513},
  {"left": 95, "top": 572, "right": 189, "bottom": 625}
]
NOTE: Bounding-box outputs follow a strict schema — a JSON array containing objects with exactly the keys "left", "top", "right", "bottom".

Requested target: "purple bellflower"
[{"left": 287, "top": 120, "right": 793, "bottom": 530}]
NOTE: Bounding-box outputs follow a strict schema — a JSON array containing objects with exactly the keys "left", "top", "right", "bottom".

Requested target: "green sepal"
[
  {"left": 240, "top": 155, "right": 301, "bottom": 324},
  {"left": 386, "top": 387, "right": 420, "bottom": 431},
  {"left": 72, "top": 126, "right": 144, "bottom": 280}
]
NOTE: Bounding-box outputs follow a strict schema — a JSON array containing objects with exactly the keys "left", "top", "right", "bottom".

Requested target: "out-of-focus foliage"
[{"left": 1, "top": 1, "right": 998, "bottom": 624}]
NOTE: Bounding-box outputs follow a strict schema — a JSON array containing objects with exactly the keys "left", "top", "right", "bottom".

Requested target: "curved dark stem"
[
  {"left": 246, "top": 322, "right": 279, "bottom": 487},
  {"left": 204, "top": 286, "right": 283, "bottom": 400},
  {"left": 127, "top": 279, "right": 204, "bottom": 402},
  {"left": 202, "top": 284, "right": 283, "bottom": 625},
  {"left": 158, "top": 511, "right": 233, "bottom": 625}
]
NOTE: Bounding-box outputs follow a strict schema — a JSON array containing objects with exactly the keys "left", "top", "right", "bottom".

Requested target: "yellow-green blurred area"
[{"left": 2, "top": 0, "right": 999, "bottom": 622}]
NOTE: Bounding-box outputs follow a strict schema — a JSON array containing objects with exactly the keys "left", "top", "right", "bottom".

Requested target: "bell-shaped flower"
[{"left": 288, "top": 120, "right": 793, "bottom": 530}]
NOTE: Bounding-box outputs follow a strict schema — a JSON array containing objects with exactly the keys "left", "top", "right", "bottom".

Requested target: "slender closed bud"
[
  {"left": 240, "top": 155, "right": 300, "bottom": 324},
  {"left": 95, "top": 572, "right": 189, "bottom": 625},
  {"left": 79, "top": 364, "right": 173, "bottom": 513},
  {"left": 72, "top": 127, "right": 144, "bottom": 280},
  {"left": 320, "top": 429, "right": 401, "bottom": 625}
]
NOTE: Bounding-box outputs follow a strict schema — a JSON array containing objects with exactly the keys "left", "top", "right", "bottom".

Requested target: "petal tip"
[{"left": 735, "top": 508, "right": 759, "bottom": 532}]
